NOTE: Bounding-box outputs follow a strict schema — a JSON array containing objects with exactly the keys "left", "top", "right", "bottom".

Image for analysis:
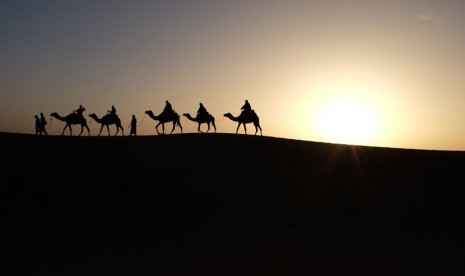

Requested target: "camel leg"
[
  {"left": 178, "top": 121, "right": 182, "bottom": 133},
  {"left": 66, "top": 124, "right": 73, "bottom": 136},
  {"left": 170, "top": 122, "right": 175, "bottom": 134},
  {"left": 98, "top": 125, "right": 104, "bottom": 136},
  {"left": 236, "top": 123, "right": 241, "bottom": 134},
  {"left": 255, "top": 121, "right": 262, "bottom": 136},
  {"left": 253, "top": 122, "right": 262, "bottom": 135},
  {"left": 105, "top": 125, "right": 111, "bottom": 136},
  {"left": 243, "top": 123, "right": 247, "bottom": 134},
  {"left": 62, "top": 124, "right": 71, "bottom": 136},
  {"left": 84, "top": 125, "right": 90, "bottom": 136},
  {"left": 155, "top": 122, "right": 162, "bottom": 134},
  {"left": 161, "top": 123, "right": 166, "bottom": 134},
  {"left": 79, "top": 125, "right": 84, "bottom": 136},
  {"left": 211, "top": 121, "right": 216, "bottom": 133}
]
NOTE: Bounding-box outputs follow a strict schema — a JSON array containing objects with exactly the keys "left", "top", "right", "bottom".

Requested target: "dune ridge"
[{"left": 1, "top": 132, "right": 464, "bottom": 275}]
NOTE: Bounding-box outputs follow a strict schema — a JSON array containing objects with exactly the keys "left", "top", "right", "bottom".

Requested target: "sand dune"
[{"left": 1, "top": 132, "right": 464, "bottom": 275}]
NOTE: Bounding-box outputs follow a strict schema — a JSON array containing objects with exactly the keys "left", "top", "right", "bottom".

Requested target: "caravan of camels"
[{"left": 43, "top": 100, "right": 262, "bottom": 137}]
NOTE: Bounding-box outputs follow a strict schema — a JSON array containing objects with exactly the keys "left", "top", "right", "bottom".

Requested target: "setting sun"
[{"left": 317, "top": 99, "right": 378, "bottom": 145}]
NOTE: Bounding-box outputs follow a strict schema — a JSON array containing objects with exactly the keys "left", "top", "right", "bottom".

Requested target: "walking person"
[
  {"left": 40, "top": 112, "right": 48, "bottom": 135},
  {"left": 129, "top": 114, "right": 137, "bottom": 136},
  {"left": 35, "top": 115, "right": 42, "bottom": 135}
]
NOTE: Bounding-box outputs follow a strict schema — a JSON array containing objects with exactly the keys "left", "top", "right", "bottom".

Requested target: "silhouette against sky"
[
  {"left": 183, "top": 103, "right": 216, "bottom": 133},
  {"left": 224, "top": 111, "right": 262, "bottom": 136},
  {"left": 145, "top": 106, "right": 183, "bottom": 135},
  {"left": 2, "top": 1, "right": 465, "bottom": 149},
  {"left": 89, "top": 112, "right": 125, "bottom": 136},
  {"left": 50, "top": 112, "right": 90, "bottom": 136},
  {"left": 129, "top": 114, "right": 137, "bottom": 136}
]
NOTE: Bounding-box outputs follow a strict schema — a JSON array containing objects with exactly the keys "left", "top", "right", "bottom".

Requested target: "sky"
[{"left": 1, "top": 0, "right": 465, "bottom": 150}]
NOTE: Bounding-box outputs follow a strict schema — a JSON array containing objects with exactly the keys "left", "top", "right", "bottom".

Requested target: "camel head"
[
  {"left": 224, "top": 113, "right": 232, "bottom": 117},
  {"left": 145, "top": 110, "right": 153, "bottom": 115},
  {"left": 50, "top": 112, "right": 65, "bottom": 120}
]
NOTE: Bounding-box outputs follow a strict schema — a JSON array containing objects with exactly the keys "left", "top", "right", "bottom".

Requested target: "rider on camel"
[
  {"left": 163, "top": 100, "right": 173, "bottom": 116},
  {"left": 241, "top": 100, "right": 252, "bottom": 116},
  {"left": 197, "top": 103, "right": 208, "bottom": 120},
  {"left": 74, "top": 105, "right": 86, "bottom": 117},
  {"left": 108, "top": 105, "right": 117, "bottom": 115}
]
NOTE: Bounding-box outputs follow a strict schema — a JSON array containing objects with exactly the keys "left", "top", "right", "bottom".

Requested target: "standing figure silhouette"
[
  {"left": 35, "top": 115, "right": 42, "bottom": 135},
  {"left": 129, "top": 115, "right": 137, "bottom": 136},
  {"left": 40, "top": 112, "right": 48, "bottom": 135}
]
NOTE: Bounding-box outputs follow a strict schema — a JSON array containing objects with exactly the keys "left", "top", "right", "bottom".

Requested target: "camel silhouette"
[
  {"left": 88, "top": 113, "right": 125, "bottom": 136},
  {"left": 50, "top": 112, "right": 90, "bottom": 136},
  {"left": 224, "top": 111, "right": 262, "bottom": 135},
  {"left": 145, "top": 110, "right": 183, "bottom": 135},
  {"left": 183, "top": 113, "right": 216, "bottom": 133}
]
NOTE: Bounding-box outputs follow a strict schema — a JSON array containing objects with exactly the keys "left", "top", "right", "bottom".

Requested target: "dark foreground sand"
[{"left": 1, "top": 132, "right": 464, "bottom": 275}]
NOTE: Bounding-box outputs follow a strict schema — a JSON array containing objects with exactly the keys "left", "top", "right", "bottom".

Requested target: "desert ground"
[{"left": 1, "top": 132, "right": 464, "bottom": 275}]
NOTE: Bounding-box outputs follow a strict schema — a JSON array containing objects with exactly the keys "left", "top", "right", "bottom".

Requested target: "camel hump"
[
  {"left": 162, "top": 109, "right": 176, "bottom": 118},
  {"left": 240, "top": 109, "right": 255, "bottom": 118},
  {"left": 104, "top": 113, "right": 118, "bottom": 120}
]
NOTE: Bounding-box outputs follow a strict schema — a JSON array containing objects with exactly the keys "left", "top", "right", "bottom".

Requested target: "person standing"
[
  {"left": 35, "top": 115, "right": 42, "bottom": 135},
  {"left": 40, "top": 112, "right": 48, "bottom": 135},
  {"left": 129, "top": 115, "right": 137, "bottom": 136}
]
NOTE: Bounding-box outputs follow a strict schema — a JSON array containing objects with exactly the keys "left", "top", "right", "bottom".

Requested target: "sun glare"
[{"left": 317, "top": 99, "right": 378, "bottom": 145}]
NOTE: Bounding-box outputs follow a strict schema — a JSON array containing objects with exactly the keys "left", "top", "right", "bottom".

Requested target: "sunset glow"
[
  {"left": 317, "top": 99, "right": 378, "bottom": 145},
  {"left": 2, "top": 1, "right": 465, "bottom": 150}
]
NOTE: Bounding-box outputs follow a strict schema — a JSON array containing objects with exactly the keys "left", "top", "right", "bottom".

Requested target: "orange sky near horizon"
[{"left": 2, "top": 1, "right": 465, "bottom": 150}]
